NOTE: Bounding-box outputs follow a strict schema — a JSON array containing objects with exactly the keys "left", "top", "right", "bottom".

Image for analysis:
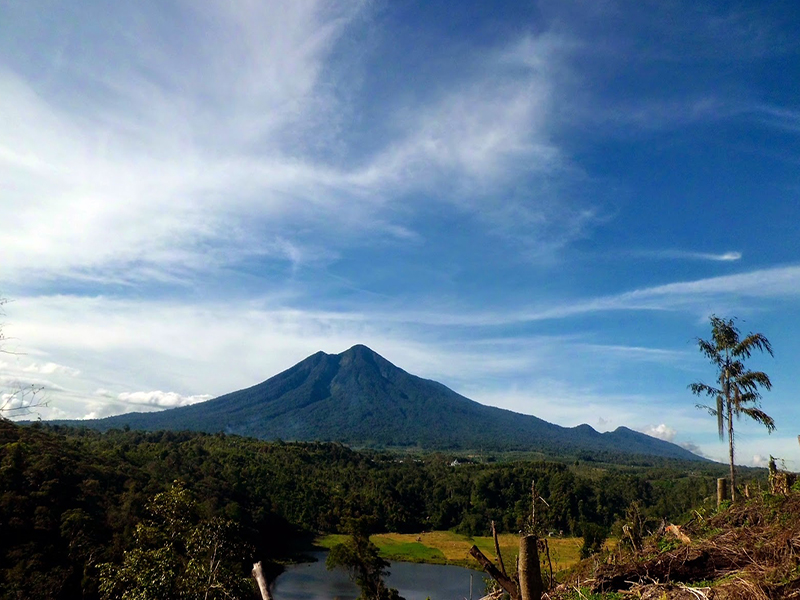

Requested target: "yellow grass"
[{"left": 317, "top": 531, "right": 594, "bottom": 572}]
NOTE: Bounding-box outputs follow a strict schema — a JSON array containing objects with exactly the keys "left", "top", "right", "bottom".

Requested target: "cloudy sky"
[{"left": 2, "top": 0, "right": 799, "bottom": 467}]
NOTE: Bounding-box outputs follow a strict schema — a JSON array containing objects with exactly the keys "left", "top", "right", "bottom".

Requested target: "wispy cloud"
[
  {"left": 340, "top": 264, "right": 800, "bottom": 328},
  {"left": 633, "top": 249, "right": 742, "bottom": 262},
  {"left": 13, "top": 264, "right": 789, "bottom": 360},
  {"left": 0, "top": 293, "right": 687, "bottom": 421},
  {"left": 754, "top": 105, "right": 800, "bottom": 134},
  {"left": 1, "top": 1, "right": 796, "bottom": 451},
  {"left": 612, "top": 264, "right": 800, "bottom": 305},
  {"left": 0, "top": 3, "right": 596, "bottom": 289},
  {"left": 529, "top": 263, "right": 800, "bottom": 320},
  {"left": 0, "top": 1, "right": 368, "bottom": 285},
  {"left": 21, "top": 361, "right": 81, "bottom": 376}
]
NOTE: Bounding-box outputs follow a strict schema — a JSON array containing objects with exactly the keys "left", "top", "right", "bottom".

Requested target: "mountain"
[{"left": 65, "top": 344, "right": 702, "bottom": 460}]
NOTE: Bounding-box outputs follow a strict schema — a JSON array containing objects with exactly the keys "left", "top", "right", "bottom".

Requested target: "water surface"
[{"left": 272, "top": 551, "right": 482, "bottom": 600}]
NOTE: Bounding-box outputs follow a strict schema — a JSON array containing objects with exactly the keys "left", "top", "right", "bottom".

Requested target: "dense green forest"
[{"left": 0, "top": 420, "right": 758, "bottom": 599}]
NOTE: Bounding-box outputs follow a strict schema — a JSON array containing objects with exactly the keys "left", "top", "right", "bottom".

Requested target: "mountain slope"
[{"left": 70, "top": 345, "right": 702, "bottom": 460}]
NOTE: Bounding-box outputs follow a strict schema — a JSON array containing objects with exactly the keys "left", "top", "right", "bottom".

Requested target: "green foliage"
[
  {"left": 98, "top": 483, "right": 252, "bottom": 600},
  {"left": 579, "top": 523, "right": 609, "bottom": 559},
  {"left": 657, "top": 537, "right": 681, "bottom": 553},
  {"left": 615, "top": 501, "right": 647, "bottom": 552},
  {"left": 690, "top": 315, "right": 774, "bottom": 501},
  {"left": 372, "top": 540, "right": 445, "bottom": 563},
  {"left": 0, "top": 420, "right": 741, "bottom": 599}
]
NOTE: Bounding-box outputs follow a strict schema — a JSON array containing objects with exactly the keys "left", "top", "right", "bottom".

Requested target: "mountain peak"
[
  {"left": 341, "top": 343, "right": 374, "bottom": 353},
  {"left": 338, "top": 344, "right": 382, "bottom": 359},
  {"left": 64, "top": 346, "right": 704, "bottom": 461}
]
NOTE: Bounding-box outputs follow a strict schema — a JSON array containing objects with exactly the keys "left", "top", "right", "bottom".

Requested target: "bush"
[{"left": 579, "top": 523, "right": 609, "bottom": 559}]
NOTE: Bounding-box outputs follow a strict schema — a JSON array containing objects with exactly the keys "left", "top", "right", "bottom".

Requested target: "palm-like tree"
[{"left": 690, "top": 316, "right": 775, "bottom": 502}]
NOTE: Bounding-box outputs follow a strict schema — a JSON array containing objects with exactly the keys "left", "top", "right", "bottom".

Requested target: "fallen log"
[{"left": 469, "top": 545, "right": 520, "bottom": 600}]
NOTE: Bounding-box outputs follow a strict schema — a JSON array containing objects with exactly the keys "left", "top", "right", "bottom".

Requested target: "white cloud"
[
  {"left": 5, "top": 289, "right": 794, "bottom": 456},
  {"left": 644, "top": 423, "right": 677, "bottom": 442},
  {"left": 22, "top": 361, "right": 80, "bottom": 376},
  {"left": 0, "top": 2, "right": 366, "bottom": 286},
  {"left": 75, "top": 389, "right": 212, "bottom": 420},
  {"left": 0, "top": 293, "right": 664, "bottom": 423},
  {"left": 752, "top": 454, "right": 770, "bottom": 468},
  {"left": 708, "top": 252, "right": 742, "bottom": 262},
  {"left": 110, "top": 389, "right": 212, "bottom": 409},
  {"left": 360, "top": 80, "right": 558, "bottom": 190},
  {"left": 0, "top": 289, "right": 769, "bottom": 424},
  {"left": 0, "top": 3, "right": 594, "bottom": 289},
  {"left": 679, "top": 442, "right": 707, "bottom": 458},
  {"left": 619, "top": 265, "right": 800, "bottom": 302},
  {"left": 635, "top": 249, "right": 742, "bottom": 262}
]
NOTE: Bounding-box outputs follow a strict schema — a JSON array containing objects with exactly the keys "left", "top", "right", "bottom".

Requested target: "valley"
[{"left": 0, "top": 418, "right": 744, "bottom": 599}]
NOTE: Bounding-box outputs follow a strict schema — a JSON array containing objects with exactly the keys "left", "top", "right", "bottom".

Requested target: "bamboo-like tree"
[{"left": 690, "top": 316, "right": 775, "bottom": 502}]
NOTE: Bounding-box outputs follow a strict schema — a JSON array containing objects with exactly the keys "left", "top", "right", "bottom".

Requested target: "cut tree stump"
[
  {"left": 252, "top": 561, "right": 272, "bottom": 600},
  {"left": 518, "top": 535, "right": 543, "bottom": 600}
]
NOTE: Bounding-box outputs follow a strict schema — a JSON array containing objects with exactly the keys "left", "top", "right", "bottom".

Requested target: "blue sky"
[{"left": 1, "top": 0, "right": 799, "bottom": 466}]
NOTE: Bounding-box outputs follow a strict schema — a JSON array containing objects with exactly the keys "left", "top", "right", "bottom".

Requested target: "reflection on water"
[{"left": 272, "top": 551, "right": 482, "bottom": 600}]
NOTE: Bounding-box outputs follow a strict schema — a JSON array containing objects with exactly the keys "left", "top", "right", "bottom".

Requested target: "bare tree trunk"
[
  {"left": 491, "top": 520, "right": 507, "bottom": 577},
  {"left": 728, "top": 399, "right": 736, "bottom": 503},
  {"left": 518, "top": 535, "right": 543, "bottom": 600},
  {"left": 252, "top": 562, "right": 272, "bottom": 600}
]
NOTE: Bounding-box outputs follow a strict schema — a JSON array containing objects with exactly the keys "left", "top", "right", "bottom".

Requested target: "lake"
[{"left": 272, "top": 551, "right": 483, "bottom": 600}]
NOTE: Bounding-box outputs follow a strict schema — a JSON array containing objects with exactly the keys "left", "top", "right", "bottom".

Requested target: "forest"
[{"left": 0, "top": 419, "right": 757, "bottom": 599}]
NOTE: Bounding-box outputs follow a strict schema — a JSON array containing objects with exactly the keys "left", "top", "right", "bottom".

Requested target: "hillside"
[
  {"left": 65, "top": 344, "right": 702, "bottom": 461},
  {"left": 556, "top": 491, "right": 800, "bottom": 599}
]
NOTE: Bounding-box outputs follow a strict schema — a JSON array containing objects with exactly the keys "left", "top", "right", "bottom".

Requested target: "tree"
[
  {"left": 578, "top": 522, "right": 608, "bottom": 559},
  {"left": 326, "top": 519, "right": 404, "bottom": 600},
  {"left": 98, "top": 482, "right": 253, "bottom": 600},
  {"left": 690, "top": 316, "right": 775, "bottom": 502}
]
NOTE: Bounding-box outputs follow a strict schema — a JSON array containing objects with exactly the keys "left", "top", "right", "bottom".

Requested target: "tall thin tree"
[{"left": 690, "top": 316, "right": 775, "bottom": 502}]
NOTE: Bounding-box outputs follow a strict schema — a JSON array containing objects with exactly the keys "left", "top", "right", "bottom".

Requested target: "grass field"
[{"left": 316, "top": 531, "right": 589, "bottom": 571}]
